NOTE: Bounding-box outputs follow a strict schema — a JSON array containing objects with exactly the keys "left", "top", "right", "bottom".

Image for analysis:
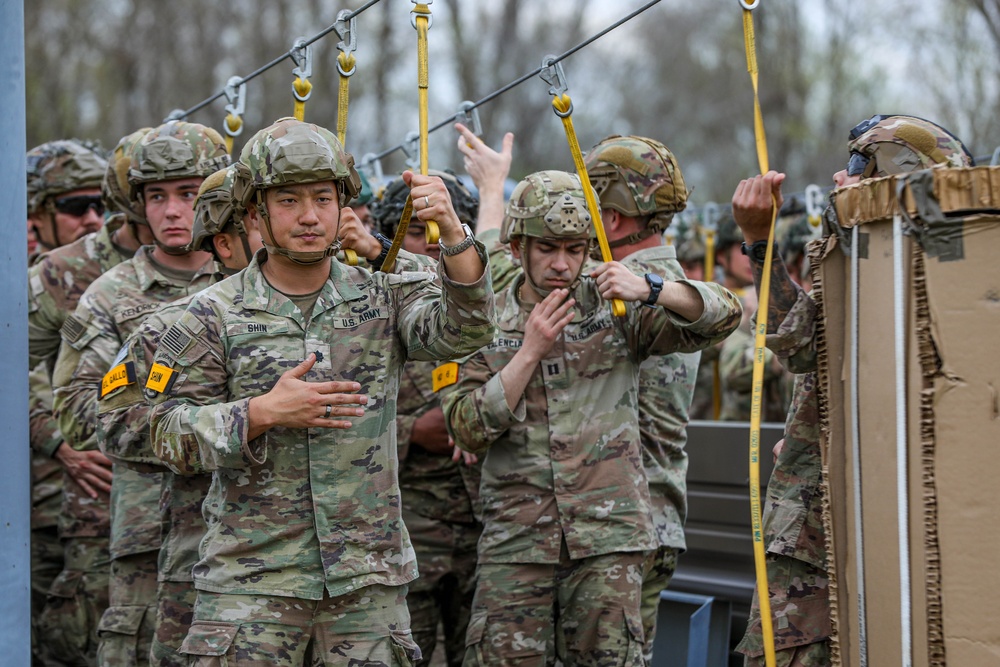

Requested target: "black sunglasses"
[
  {"left": 846, "top": 151, "right": 872, "bottom": 177},
  {"left": 53, "top": 195, "right": 105, "bottom": 217}
]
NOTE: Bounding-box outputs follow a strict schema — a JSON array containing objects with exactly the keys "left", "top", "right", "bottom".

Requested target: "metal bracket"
[
  {"left": 805, "top": 183, "right": 826, "bottom": 228},
  {"left": 539, "top": 55, "right": 569, "bottom": 97},
  {"left": 334, "top": 10, "right": 357, "bottom": 56},
  {"left": 410, "top": 0, "right": 433, "bottom": 30},
  {"left": 290, "top": 37, "right": 313, "bottom": 81},
  {"left": 701, "top": 201, "right": 720, "bottom": 232},
  {"left": 224, "top": 76, "right": 247, "bottom": 119},
  {"left": 359, "top": 153, "right": 385, "bottom": 186},
  {"left": 163, "top": 109, "right": 186, "bottom": 122},
  {"left": 455, "top": 101, "right": 482, "bottom": 137},
  {"left": 402, "top": 131, "right": 421, "bottom": 171}
]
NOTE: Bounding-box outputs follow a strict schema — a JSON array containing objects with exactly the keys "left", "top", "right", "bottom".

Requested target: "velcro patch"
[
  {"left": 61, "top": 314, "right": 86, "bottom": 344},
  {"left": 161, "top": 326, "right": 193, "bottom": 358},
  {"left": 100, "top": 362, "right": 136, "bottom": 398},
  {"left": 145, "top": 363, "right": 177, "bottom": 395},
  {"left": 432, "top": 362, "right": 459, "bottom": 393}
]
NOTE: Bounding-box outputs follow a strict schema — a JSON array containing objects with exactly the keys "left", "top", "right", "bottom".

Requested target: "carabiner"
[
  {"left": 224, "top": 76, "right": 247, "bottom": 120},
  {"left": 359, "top": 153, "right": 385, "bottom": 186},
  {"left": 334, "top": 10, "right": 357, "bottom": 56},
  {"left": 804, "top": 184, "right": 826, "bottom": 228},
  {"left": 290, "top": 38, "right": 314, "bottom": 83},
  {"left": 402, "top": 132, "right": 421, "bottom": 171},
  {"left": 539, "top": 55, "right": 569, "bottom": 98},
  {"left": 455, "top": 101, "right": 482, "bottom": 137},
  {"left": 410, "top": 0, "right": 433, "bottom": 30}
]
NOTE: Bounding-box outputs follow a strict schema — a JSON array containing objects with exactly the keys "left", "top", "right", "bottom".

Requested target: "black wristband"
[
  {"left": 741, "top": 239, "right": 773, "bottom": 263},
  {"left": 372, "top": 232, "right": 393, "bottom": 271}
]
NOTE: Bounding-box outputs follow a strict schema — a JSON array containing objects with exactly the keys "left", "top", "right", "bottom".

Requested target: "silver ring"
[
  {"left": 423, "top": 195, "right": 430, "bottom": 208},
  {"left": 324, "top": 404, "right": 332, "bottom": 419}
]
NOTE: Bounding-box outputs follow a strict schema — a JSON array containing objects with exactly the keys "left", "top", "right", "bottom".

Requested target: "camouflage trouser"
[
  {"left": 179, "top": 584, "right": 420, "bottom": 666},
  {"left": 464, "top": 549, "right": 646, "bottom": 667},
  {"left": 149, "top": 579, "right": 196, "bottom": 667},
  {"left": 404, "top": 510, "right": 481, "bottom": 667},
  {"left": 640, "top": 545, "right": 679, "bottom": 666},
  {"left": 35, "top": 536, "right": 111, "bottom": 666},
  {"left": 96, "top": 550, "right": 159, "bottom": 666},
  {"left": 32, "top": 525, "right": 64, "bottom": 663},
  {"left": 735, "top": 554, "right": 832, "bottom": 666}
]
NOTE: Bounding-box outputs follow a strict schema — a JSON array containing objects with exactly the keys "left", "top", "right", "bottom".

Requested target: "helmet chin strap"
[{"left": 256, "top": 193, "right": 342, "bottom": 266}]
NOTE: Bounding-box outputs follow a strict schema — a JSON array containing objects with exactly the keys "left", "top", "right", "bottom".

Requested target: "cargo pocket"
[
  {"left": 37, "top": 570, "right": 88, "bottom": 664},
  {"left": 621, "top": 605, "right": 645, "bottom": 667},
  {"left": 179, "top": 620, "right": 238, "bottom": 666},
  {"left": 462, "top": 610, "right": 487, "bottom": 667},
  {"left": 97, "top": 604, "right": 147, "bottom": 637},
  {"left": 96, "top": 605, "right": 149, "bottom": 666},
  {"left": 389, "top": 630, "right": 421, "bottom": 666}
]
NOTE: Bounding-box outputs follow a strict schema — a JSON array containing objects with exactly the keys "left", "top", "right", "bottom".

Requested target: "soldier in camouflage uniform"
[
  {"left": 439, "top": 170, "right": 741, "bottom": 666},
  {"left": 95, "top": 165, "right": 262, "bottom": 667},
  {"left": 24, "top": 138, "right": 146, "bottom": 666},
  {"left": 713, "top": 212, "right": 790, "bottom": 423},
  {"left": 586, "top": 134, "right": 736, "bottom": 665},
  {"left": 370, "top": 172, "right": 484, "bottom": 667},
  {"left": 145, "top": 117, "right": 494, "bottom": 666},
  {"left": 50, "top": 121, "right": 228, "bottom": 667},
  {"left": 731, "top": 114, "right": 974, "bottom": 667}
]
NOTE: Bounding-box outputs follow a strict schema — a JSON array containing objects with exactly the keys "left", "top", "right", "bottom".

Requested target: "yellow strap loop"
[
  {"left": 293, "top": 76, "right": 312, "bottom": 121},
  {"left": 386, "top": 3, "right": 436, "bottom": 268},
  {"left": 224, "top": 113, "right": 243, "bottom": 156},
  {"left": 703, "top": 229, "right": 721, "bottom": 418},
  {"left": 382, "top": 195, "right": 415, "bottom": 274},
  {"left": 343, "top": 248, "right": 358, "bottom": 266},
  {"left": 742, "top": 4, "right": 778, "bottom": 667},
  {"left": 551, "top": 93, "right": 626, "bottom": 318},
  {"left": 336, "top": 52, "right": 356, "bottom": 147}
]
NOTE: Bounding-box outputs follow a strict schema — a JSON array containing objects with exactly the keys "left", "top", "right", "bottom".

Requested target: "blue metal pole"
[{"left": 0, "top": 0, "right": 30, "bottom": 662}]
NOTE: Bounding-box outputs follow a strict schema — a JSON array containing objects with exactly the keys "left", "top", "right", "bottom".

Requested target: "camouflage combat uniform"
[
  {"left": 94, "top": 247, "right": 438, "bottom": 667},
  {"left": 619, "top": 245, "right": 703, "bottom": 662},
  {"left": 146, "top": 247, "right": 494, "bottom": 666},
  {"left": 441, "top": 269, "right": 740, "bottom": 666},
  {"left": 29, "top": 217, "right": 136, "bottom": 666},
  {"left": 50, "top": 246, "right": 219, "bottom": 666},
  {"left": 397, "top": 358, "right": 482, "bottom": 667},
  {"left": 734, "top": 285, "right": 830, "bottom": 666}
]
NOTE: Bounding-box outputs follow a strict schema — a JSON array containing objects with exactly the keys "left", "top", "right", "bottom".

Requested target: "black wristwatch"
[
  {"left": 644, "top": 273, "right": 664, "bottom": 307},
  {"left": 741, "top": 239, "right": 772, "bottom": 263},
  {"left": 372, "top": 232, "right": 393, "bottom": 271}
]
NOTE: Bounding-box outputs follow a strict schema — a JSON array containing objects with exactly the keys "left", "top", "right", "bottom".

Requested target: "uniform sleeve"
[
  {"left": 758, "top": 289, "right": 818, "bottom": 373},
  {"left": 478, "top": 228, "right": 520, "bottom": 293},
  {"left": 27, "top": 260, "right": 66, "bottom": 370},
  {"left": 393, "top": 240, "right": 496, "bottom": 362},
  {"left": 625, "top": 279, "right": 743, "bottom": 361},
  {"left": 52, "top": 290, "right": 123, "bottom": 453},
  {"left": 147, "top": 306, "right": 265, "bottom": 474},
  {"left": 719, "top": 324, "right": 780, "bottom": 394},
  {"left": 96, "top": 318, "right": 169, "bottom": 473},
  {"left": 28, "top": 362, "right": 63, "bottom": 458},
  {"left": 439, "top": 351, "right": 525, "bottom": 455}
]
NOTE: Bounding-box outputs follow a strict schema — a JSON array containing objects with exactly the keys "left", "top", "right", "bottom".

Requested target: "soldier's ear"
[
  {"left": 509, "top": 237, "right": 523, "bottom": 261},
  {"left": 212, "top": 233, "right": 234, "bottom": 262}
]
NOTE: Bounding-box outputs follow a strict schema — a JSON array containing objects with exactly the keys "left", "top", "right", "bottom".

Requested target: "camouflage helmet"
[
  {"left": 675, "top": 222, "right": 706, "bottom": 263},
  {"left": 775, "top": 213, "right": 815, "bottom": 265},
  {"left": 127, "top": 121, "right": 230, "bottom": 204},
  {"left": 713, "top": 209, "right": 744, "bottom": 252},
  {"left": 584, "top": 135, "right": 688, "bottom": 234},
  {"left": 371, "top": 169, "right": 479, "bottom": 237},
  {"left": 102, "top": 128, "right": 152, "bottom": 225},
  {"left": 27, "top": 140, "right": 107, "bottom": 214},
  {"left": 350, "top": 170, "right": 375, "bottom": 207},
  {"left": 846, "top": 114, "right": 974, "bottom": 179},
  {"left": 500, "top": 170, "right": 597, "bottom": 244},
  {"left": 234, "top": 117, "right": 361, "bottom": 206},
  {"left": 190, "top": 165, "right": 246, "bottom": 254}
]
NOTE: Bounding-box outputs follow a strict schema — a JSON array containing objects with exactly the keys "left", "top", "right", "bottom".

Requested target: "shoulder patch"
[
  {"left": 100, "top": 361, "right": 136, "bottom": 398},
  {"left": 161, "top": 325, "right": 193, "bottom": 359},
  {"left": 145, "top": 362, "right": 177, "bottom": 395},
  {"left": 61, "top": 314, "right": 87, "bottom": 344},
  {"left": 432, "top": 361, "right": 459, "bottom": 393}
]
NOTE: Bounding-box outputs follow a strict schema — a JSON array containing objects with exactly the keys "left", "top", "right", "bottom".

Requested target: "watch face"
[{"left": 647, "top": 273, "right": 664, "bottom": 287}]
